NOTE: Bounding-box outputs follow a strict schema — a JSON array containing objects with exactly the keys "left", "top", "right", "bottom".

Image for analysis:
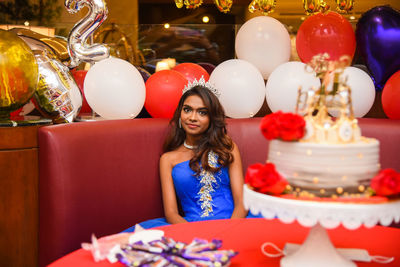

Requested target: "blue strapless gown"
[{"left": 122, "top": 160, "right": 260, "bottom": 232}]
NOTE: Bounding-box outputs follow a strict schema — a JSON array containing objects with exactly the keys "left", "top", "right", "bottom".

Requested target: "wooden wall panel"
[{"left": 0, "top": 125, "right": 42, "bottom": 267}]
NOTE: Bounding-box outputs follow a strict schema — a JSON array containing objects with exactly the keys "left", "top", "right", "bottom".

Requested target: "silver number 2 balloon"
[{"left": 65, "top": 0, "right": 110, "bottom": 68}]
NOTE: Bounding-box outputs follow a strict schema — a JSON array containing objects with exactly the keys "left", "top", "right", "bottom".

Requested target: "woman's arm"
[
  {"left": 228, "top": 142, "right": 249, "bottom": 219},
  {"left": 159, "top": 153, "right": 188, "bottom": 224}
]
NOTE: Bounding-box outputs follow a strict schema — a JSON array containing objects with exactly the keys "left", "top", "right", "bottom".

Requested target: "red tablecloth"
[{"left": 49, "top": 218, "right": 400, "bottom": 267}]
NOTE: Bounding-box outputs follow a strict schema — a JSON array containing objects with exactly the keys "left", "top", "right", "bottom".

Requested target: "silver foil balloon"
[
  {"left": 34, "top": 50, "right": 82, "bottom": 123},
  {"left": 65, "top": 0, "right": 110, "bottom": 68},
  {"left": 17, "top": 35, "right": 82, "bottom": 123},
  {"left": 34, "top": 51, "right": 82, "bottom": 123}
]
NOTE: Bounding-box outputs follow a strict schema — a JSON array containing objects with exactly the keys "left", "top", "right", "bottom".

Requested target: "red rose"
[
  {"left": 245, "top": 163, "right": 288, "bottom": 195},
  {"left": 278, "top": 113, "right": 306, "bottom": 141},
  {"left": 260, "top": 112, "right": 281, "bottom": 140},
  {"left": 371, "top": 169, "right": 400, "bottom": 196},
  {"left": 259, "top": 111, "right": 305, "bottom": 141}
]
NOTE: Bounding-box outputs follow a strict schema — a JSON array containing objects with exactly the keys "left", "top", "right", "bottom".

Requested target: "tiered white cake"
[{"left": 268, "top": 137, "right": 380, "bottom": 196}]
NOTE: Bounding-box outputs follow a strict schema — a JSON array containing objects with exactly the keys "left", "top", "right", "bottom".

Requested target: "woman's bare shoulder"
[
  {"left": 160, "top": 151, "right": 176, "bottom": 163},
  {"left": 160, "top": 149, "right": 182, "bottom": 162},
  {"left": 161, "top": 148, "right": 192, "bottom": 167},
  {"left": 230, "top": 141, "right": 242, "bottom": 158},
  {"left": 231, "top": 141, "right": 239, "bottom": 151}
]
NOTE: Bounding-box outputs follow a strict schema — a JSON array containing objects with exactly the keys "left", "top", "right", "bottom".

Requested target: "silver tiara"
[{"left": 182, "top": 76, "right": 220, "bottom": 98}]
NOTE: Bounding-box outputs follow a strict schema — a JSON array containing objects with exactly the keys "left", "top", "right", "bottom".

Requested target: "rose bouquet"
[
  {"left": 371, "top": 168, "right": 400, "bottom": 197},
  {"left": 245, "top": 163, "right": 288, "bottom": 195},
  {"left": 260, "top": 111, "right": 306, "bottom": 141}
]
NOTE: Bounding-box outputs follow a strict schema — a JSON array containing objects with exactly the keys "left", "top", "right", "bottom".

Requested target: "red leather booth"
[{"left": 38, "top": 117, "right": 400, "bottom": 266}]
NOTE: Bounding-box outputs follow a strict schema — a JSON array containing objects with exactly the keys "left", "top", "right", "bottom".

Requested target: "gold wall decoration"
[
  {"left": 173, "top": 0, "right": 356, "bottom": 15},
  {"left": 248, "top": 0, "right": 277, "bottom": 15},
  {"left": 302, "top": 0, "right": 330, "bottom": 15},
  {"left": 174, "top": 0, "right": 232, "bottom": 13},
  {"left": 336, "top": 0, "right": 354, "bottom": 13}
]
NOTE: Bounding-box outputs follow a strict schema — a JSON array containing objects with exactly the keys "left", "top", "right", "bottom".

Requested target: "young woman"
[
  {"left": 160, "top": 84, "right": 248, "bottom": 224},
  {"left": 123, "top": 82, "right": 257, "bottom": 232}
]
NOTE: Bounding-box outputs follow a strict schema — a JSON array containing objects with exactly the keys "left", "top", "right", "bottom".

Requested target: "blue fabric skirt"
[{"left": 121, "top": 211, "right": 262, "bottom": 233}]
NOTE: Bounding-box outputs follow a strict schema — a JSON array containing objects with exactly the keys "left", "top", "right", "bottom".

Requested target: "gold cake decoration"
[{"left": 296, "top": 53, "right": 361, "bottom": 144}]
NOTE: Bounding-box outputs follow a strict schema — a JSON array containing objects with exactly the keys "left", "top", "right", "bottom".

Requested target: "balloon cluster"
[
  {"left": 2, "top": 0, "right": 400, "bottom": 122},
  {"left": 231, "top": 7, "right": 399, "bottom": 119},
  {"left": 64, "top": 0, "right": 146, "bottom": 120},
  {"left": 75, "top": 3, "right": 400, "bottom": 120}
]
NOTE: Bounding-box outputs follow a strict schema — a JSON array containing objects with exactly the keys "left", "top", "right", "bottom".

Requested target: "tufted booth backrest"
[{"left": 38, "top": 117, "right": 400, "bottom": 266}]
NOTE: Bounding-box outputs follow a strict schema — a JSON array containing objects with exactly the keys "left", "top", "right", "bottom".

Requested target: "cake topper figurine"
[{"left": 296, "top": 53, "right": 361, "bottom": 144}]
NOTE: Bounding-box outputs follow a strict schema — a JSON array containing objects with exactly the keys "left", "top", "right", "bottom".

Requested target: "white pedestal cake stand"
[{"left": 244, "top": 185, "right": 400, "bottom": 267}]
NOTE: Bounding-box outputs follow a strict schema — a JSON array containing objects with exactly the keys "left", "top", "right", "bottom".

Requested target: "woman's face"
[{"left": 180, "top": 95, "right": 210, "bottom": 137}]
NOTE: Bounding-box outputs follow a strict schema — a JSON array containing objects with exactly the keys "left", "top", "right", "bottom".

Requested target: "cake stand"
[{"left": 243, "top": 185, "right": 400, "bottom": 267}]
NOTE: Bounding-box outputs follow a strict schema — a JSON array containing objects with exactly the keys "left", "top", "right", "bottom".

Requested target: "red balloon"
[
  {"left": 382, "top": 70, "right": 400, "bottom": 119},
  {"left": 144, "top": 70, "right": 188, "bottom": 118},
  {"left": 172, "top": 63, "right": 210, "bottom": 83},
  {"left": 296, "top": 11, "right": 356, "bottom": 63},
  {"left": 71, "top": 69, "right": 92, "bottom": 115}
]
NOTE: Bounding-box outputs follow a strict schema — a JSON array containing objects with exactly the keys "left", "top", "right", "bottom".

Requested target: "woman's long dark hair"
[{"left": 163, "top": 85, "right": 233, "bottom": 175}]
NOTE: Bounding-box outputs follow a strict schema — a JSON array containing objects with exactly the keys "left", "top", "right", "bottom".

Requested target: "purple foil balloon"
[{"left": 356, "top": 5, "right": 400, "bottom": 90}]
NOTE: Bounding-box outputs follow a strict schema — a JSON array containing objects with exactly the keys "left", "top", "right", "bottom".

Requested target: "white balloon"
[
  {"left": 329, "top": 66, "right": 375, "bottom": 118},
  {"left": 235, "top": 16, "right": 291, "bottom": 80},
  {"left": 84, "top": 57, "right": 146, "bottom": 119},
  {"left": 266, "top": 61, "right": 321, "bottom": 113},
  {"left": 209, "top": 59, "right": 265, "bottom": 118}
]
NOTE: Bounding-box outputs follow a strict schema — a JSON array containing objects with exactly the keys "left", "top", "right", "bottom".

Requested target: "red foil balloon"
[
  {"left": 296, "top": 11, "right": 356, "bottom": 63},
  {"left": 172, "top": 63, "right": 209, "bottom": 83},
  {"left": 382, "top": 70, "right": 400, "bottom": 119},
  {"left": 71, "top": 69, "right": 92, "bottom": 115},
  {"left": 144, "top": 70, "right": 188, "bottom": 118}
]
